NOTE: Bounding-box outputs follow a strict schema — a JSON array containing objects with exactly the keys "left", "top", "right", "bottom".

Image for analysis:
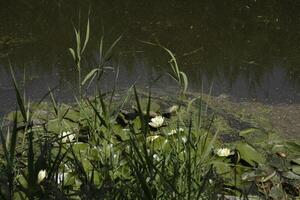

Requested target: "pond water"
[{"left": 1, "top": 0, "right": 300, "bottom": 116}]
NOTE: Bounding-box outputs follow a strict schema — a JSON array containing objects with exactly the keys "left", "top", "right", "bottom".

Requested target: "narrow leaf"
[
  {"left": 81, "top": 18, "right": 90, "bottom": 54},
  {"left": 180, "top": 71, "right": 188, "bottom": 93},
  {"left": 103, "top": 35, "right": 122, "bottom": 61},
  {"left": 9, "top": 63, "right": 27, "bottom": 121},
  {"left": 99, "top": 35, "right": 104, "bottom": 63},
  {"left": 69, "top": 48, "right": 76, "bottom": 61},
  {"left": 81, "top": 68, "right": 99, "bottom": 86}
]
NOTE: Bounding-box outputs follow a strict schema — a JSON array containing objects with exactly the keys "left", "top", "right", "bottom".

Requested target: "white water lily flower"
[
  {"left": 216, "top": 148, "right": 232, "bottom": 157},
  {"left": 147, "top": 135, "right": 160, "bottom": 142},
  {"left": 149, "top": 116, "right": 164, "bottom": 128},
  {"left": 167, "top": 128, "right": 184, "bottom": 136},
  {"left": 167, "top": 129, "right": 177, "bottom": 136},
  {"left": 153, "top": 154, "right": 160, "bottom": 161},
  {"left": 61, "top": 131, "right": 75, "bottom": 143},
  {"left": 181, "top": 136, "right": 187, "bottom": 143},
  {"left": 37, "top": 169, "right": 47, "bottom": 184},
  {"left": 57, "top": 172, "right": 68, "bottom": 184}
]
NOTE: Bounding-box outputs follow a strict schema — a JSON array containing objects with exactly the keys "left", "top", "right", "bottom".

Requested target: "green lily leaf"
[
  {"left": 291, "top": 165, "right": 300, "bottom": 175},
  {"left": 282, "top": 171, "right": 300, "bottom": 180},
  {"left": 236, "top": 142, "right": 265, "bottom": 166},
  {"left": 291, "top": 158, "right": 300, "bottom": 165}
]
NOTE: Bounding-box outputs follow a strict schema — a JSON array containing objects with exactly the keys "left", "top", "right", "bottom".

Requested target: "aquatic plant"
[
  {"left": 69, "top": 15, "right": 90, "bottom": 99},
  {"left": 141, "top": 41, "right": 188, "bottom": 97}
]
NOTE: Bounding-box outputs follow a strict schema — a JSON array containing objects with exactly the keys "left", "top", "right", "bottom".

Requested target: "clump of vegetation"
[{"left": 0, "top": 19, "right": 300, "bottom": 200}]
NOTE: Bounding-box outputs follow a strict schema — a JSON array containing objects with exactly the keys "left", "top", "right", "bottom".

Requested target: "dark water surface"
[{"left": 1, "top": 0, "right": 300, "bottom": 116}]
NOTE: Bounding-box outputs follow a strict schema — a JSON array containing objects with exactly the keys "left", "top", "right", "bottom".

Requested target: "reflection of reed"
[{"left": 0, "top": 0, "right": 299, "bottom": 100}]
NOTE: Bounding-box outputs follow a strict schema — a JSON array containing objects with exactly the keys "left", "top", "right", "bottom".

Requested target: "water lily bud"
[
  {"left": 276, "top": 152, "right": 287, "bottom": 158},
  {"left": 153, "top": 154, "right": 160, "bottom": 161},
  {"left": 167, "top": 129, "right": 177, "bottom": 136},
  {"left": 216, "top": 148, "right": 232, "bottom": 157},
  {"left": 37, "top": 169, "right": 47, "bottom": 184},
  {"left": 147, "top": 135, "right": 160, "bottom": 142},
  {"left": 181, "top": 136, "right": 187, "bottom": 143}
]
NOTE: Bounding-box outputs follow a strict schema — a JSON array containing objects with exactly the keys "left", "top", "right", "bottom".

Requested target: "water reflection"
[{"left": 0, "top": 0, "right": 299, "bottom": 115}]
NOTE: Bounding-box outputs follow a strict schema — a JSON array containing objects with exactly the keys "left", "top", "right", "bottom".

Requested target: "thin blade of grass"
[
  {"left": 81, "top": 68, "right": 99, "bottom": 86},
  {"left": 37, "top": 85, "right": 59, "bottom": 105},
  {"left": 27, "top": 130, "right": 35, "bottom": 187},
  {"left": 9, "top": 112, "right": 18, "bottom": 164},
  {"left": 99, "top": 35, "right": 104, "bottom": 63},
  {"left": 0, "top": 128, "right": 9, "bottom": 165},
  {"left": 133, "top": 86, "right": 146, "bottom": 132},
  {"left": 81, "top": 18, "right": 90, "bottom": 54},
  {"left": 108, "top": 65, "right": 119, "bottom": 112},
  {"left": 87, "top": 98, "right": 108, "bottom": 128},
  {"left": 73, "top": 27, "right": 81, "bottom": 58},
  {"left": 98, "top": 89, "right": 108, "bottom": 122},
  {"left": 49, "top": 89, "right": 58, "bottom": 116},
  {"left": 180, "top": 71, "right": 188, "bottom": 94},
  {"left": 9, "top": 62, "right": 27, "bottom": 121},
  {"left": 69, "top": 48, "right": 76, "bottom": 61},
  {"left": 103, "top": 35, "right": 122, "bottom": 61}
]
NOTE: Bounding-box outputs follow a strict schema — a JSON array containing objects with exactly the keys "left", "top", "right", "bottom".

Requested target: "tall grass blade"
[
  {"left": 9, "top": 62, "right": 27, "bottom": 122},
  {"left": 81, "top": 68, "right": 99, "bottom": 86},
  {"left": 99, "top": 35, "right": 104, "bottom": 63},
  {"left": 37, "top": 84, "right": 59, "bottom": 105},
  {"left": 9, "top": 112, "right": 18, "bottom": 165},
  {"left": 69, "top": 48, "right": 76, "bottom": 61},
  {"left": 81, "top": 18, "right": 90, "bottom": 54},
  {"left": 87, "top": 98, "right": 108, "bottom": 128},
  {"left": 133, "top": 86, "right": 146, "bottom": 132},
  {"left": 0, "top": 128, "right": 9, "bottom": 166},
  {"left": 24, "top": 129, "right": 36, "bottom": 199},
  {"left": 74, "top": 27, "right": 81, "bottom": 59},
  {"left": 49, "top": 89, "right": 58, "bottom": 116},
  {"left": 103, "top": 35, "right": 122, "bottom": 61},
  {"left": 180, "top": 71, "right": 188, "bottom": 94}
]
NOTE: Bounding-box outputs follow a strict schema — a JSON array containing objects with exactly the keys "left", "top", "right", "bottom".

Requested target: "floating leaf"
[
  {"left": 269, "top": 185, "right": 285, "bottom": 200},
  {"left": 236, "top": 142, "right": 265, "bottom": 166},
  {"left": 212, "top": 161, "right": 232, "bottom": 176},
  {"left": 286, "top": 142, "right": 300, "bottom": 155},
  {"left": 291, "top": 158, "right": 300, "bottom": 165},
  {"left": 292, "top": 165, "right": 300, "bottom": 175},
  {"left": 241, "top": 171, "right": 257, "bottom": 181},
  {"left": 282, "top": 171, "right": 300, "bottom": 180},
  {"left": 239, "top": 128, "right": 259, "bottom": 136}
]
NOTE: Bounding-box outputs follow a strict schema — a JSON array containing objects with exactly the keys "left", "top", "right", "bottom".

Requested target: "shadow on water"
[{"left": 0, "top": 0, "right": 300, "bottom": 115}]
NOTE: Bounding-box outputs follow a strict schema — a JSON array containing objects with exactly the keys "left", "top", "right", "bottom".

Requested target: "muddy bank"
[{"left": 198, "top": 93, "right": 300, "bottom": 140}]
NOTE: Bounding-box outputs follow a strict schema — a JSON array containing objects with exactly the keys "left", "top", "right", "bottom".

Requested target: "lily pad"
[
  {"left": 291, "top": 158, "right": 300, "bottom": 165},
  {"left": 236, "top": 142, "right": 265, "bottom": 166},
  {"left": 269, "top": 185, "right": 285, "bottom": 200},
  {"left": 282, "top": 171, "right": 300, "bottom": 180},
  {"left": 239, "top": 128, "right": 268, "bottom": 144},
  {"left": 291, "top": 165, "right": 300, "bottom": 175}
]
